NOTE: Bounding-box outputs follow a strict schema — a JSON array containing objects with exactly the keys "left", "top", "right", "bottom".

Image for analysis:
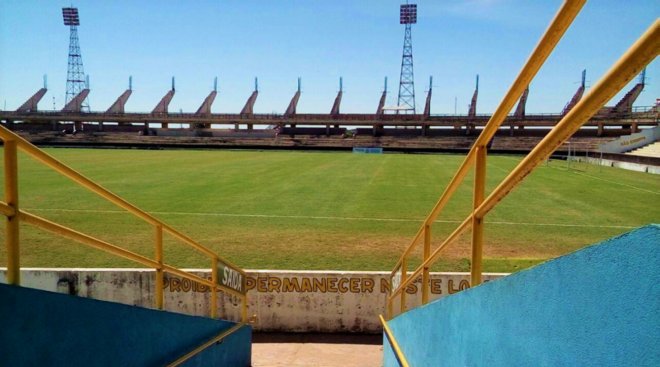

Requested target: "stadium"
[{"left": 0, "top": 1, "right": 658, "bottom": 366}]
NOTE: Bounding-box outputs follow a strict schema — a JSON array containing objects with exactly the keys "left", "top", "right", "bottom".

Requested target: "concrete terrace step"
[{"left": 627, "top": 141, "right": 660, "bottom": 158}]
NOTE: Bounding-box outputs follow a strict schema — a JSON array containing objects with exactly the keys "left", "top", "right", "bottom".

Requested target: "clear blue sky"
[{"left": 0, "top": 0, "right": 657, "bottom": 114}]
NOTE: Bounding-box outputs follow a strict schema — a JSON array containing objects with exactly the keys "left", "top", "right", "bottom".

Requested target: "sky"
[{"left": 0, "top": 0, "right": 658, "bottom": 115}]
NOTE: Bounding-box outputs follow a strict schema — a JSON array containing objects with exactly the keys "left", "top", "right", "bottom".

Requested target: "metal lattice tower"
[
  {"left": 63, "top": 7, "right": 89, "bottom": 111},
  {"left": 397, "top": 3, "right": 417, "bottom": 114}
]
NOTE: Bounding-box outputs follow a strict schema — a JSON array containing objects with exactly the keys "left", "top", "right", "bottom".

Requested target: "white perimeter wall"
[
  {"left": 599, "top": 126, "right": 659, "bottom": 153},
  {"left": 0, "top": 268, "right": 506, "bottom": 333}
]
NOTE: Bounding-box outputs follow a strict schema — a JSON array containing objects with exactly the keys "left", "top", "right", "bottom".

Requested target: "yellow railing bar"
[
  {"left": 4, "top": 139, "right": 19, "bottom": 285},
  {"left": 162, "top": 226, "right": 216, "bottom": 260},
  {"left": 390, "top": 227, "right": 424, "bottom": 276},
  {"left": 470, "top": 146, "right": 487, "bottom": 286},
  {"left": 474, "top": 20, "right": 660, "bottom": 219},
  {"left": 149, "top": 265, "right": 246, "bottom": 299},
  {"left": 20, "top": 209, "right": 163, "bottom": 269},
  {"left": 390, "top": 0, "right": 586, "bottom": 272},
  {"left": 0, "top": 127, "right": 161, "bottom": 227},
  {"left": 421, "top": 223, "right": 431, "bottom": 304},
  {"left": 17, "top": 206, "right": 249, "bottom": 300},
  {"left": 380, "top": 315, "right": 410, "bottom": 367},
  {"left": 161, "top": 265, "right": 215, "bottom": 289},
  {"left": 166, "top": 323, "right": 247, "bottom": 367},
  {"left": 155, "top": 224, "right": 164, "bottom": 310},
  {"left": 390, "top": 216, "right": 473, "bottom": 299},
  {"left": 0, "top": 123, "right": 248, "bottom": 317},
  {"left": 0, "top": 201, "right": 15, "bottom": 217},
  {"left": 388, "top": 18, "right": 660, "bottom": 313},
  {"left": 211, "top": 257, "right": 219, "bottom": 319},
  {"left": 0, "top": 124, "right": 244, "bottom": 271}
]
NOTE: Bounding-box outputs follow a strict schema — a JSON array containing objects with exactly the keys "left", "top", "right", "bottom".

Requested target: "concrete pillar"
[
  {"left": 465, "top": 123, "right": 474, "bottom": 135},
  {"left": 632, "top": 122, "right": 639, "bottom": 133},
  {"left": 373, "top": 124, "right": 384, "bottom": 137},
  {"left": 597, "top": 122, "right": 604, "bottom": 137}
]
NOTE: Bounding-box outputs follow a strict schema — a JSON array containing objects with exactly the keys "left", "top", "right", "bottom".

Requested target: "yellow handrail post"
[
  {"left": 399, "top": 257, "right": 407, "bottom": 313},
  {"left": 3, "top": 139, "right": 20, "bottom": 285},
  {"left": 154, "top": 224, "right": 164, "bottom": 310},
  {"left": 471, "top": 146, "right": 487, "bottom": 287},
  {"left": 211, "top": 257, "right": 218, "bottom": 319},
  {"left": 421, "top": 224, "right": 431, "bottom": 304},
  {"left": 386, "top": 296, "right": 393, "bottom": 320}
]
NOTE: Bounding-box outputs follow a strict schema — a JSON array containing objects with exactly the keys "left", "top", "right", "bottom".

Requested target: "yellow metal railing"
[
  {"left": 386, "top": 0, "right": 659, "bottom": 319},
  {"left": 0, "top": 124, "right": 248, "bottom": 322},
  {"left": 380, "top": 315, "right": 410, "bottom": 367},
  {"left": 166, "top": 323, "right": 248, "bottom": 367}
]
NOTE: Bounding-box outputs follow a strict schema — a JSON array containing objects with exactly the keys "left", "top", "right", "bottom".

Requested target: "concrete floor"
[{"left": 251, "top": 333, "right": 383, "bottom": 367}]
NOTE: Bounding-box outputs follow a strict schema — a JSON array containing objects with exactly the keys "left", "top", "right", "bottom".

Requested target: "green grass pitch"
[{"left": 0, "top": 148, "right": 657, "bottom": 273}]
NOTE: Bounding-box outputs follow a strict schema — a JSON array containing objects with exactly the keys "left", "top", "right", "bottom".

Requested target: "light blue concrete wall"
[
  {"left": 0, "top": 283, "right": 251, "bottom": 366},
  {"left": 384, "top": 225, "right": 660, "bottom": 367}
]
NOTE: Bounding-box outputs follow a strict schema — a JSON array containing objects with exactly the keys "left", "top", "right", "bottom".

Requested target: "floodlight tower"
[
  {"left": 397, "top": 3, "right": 417, "bottom": 114},
  {"left": 62, "top": 7, "right": 89, "bottom": 112}
]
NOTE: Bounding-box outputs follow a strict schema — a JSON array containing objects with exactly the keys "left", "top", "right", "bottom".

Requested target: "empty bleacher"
[
  {"left": 626, "top": 140, "right": 660, "bottom": 158},
  {"left": 17, "top": 129, "right": 613, "bottom": 154}
]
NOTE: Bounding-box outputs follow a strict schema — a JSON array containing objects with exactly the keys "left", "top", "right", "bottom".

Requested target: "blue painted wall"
[
  {"left": 0, "top": 284, "right": 251, "bottom": 366},
  {"left": 384, "top": 225, "right": 660, "bottom": 367}
]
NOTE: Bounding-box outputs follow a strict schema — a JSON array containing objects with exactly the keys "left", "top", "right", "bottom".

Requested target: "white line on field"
[
  {"left": 24, "top": 208, "right": 638, "bottom": 229},
  {"left": 569, "top": 170, "right": 660, "bottom": 195},
  {"left": 497, "top": 155, "right": 659, "bottom": 195}
]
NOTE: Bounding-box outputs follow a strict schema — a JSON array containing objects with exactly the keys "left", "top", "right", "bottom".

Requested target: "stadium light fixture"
[
  {"left": 62, "top": 7, "right": 80, "bottom": 26},
  {"left": 400, "top": 4, "right": 417, "bottom": 25}
]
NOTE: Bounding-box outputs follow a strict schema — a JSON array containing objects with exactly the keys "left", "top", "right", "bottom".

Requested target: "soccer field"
[{"left": 0, "top": 148, "right": 658, "bottom": 272}]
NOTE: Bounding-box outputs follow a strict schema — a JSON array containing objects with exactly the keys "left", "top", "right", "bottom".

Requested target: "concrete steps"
[{"left": 627, "top": 141, "right": 660, "bottom": 158}]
